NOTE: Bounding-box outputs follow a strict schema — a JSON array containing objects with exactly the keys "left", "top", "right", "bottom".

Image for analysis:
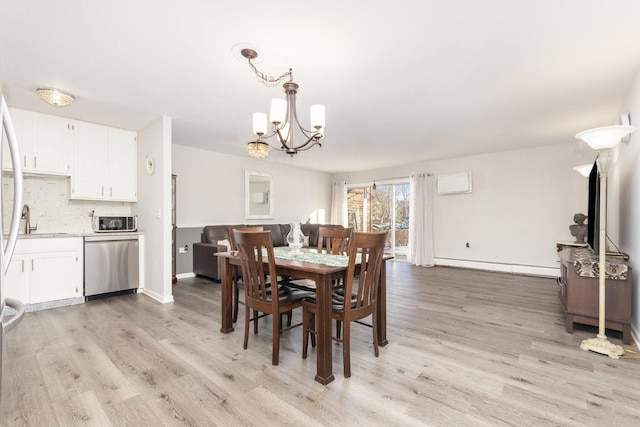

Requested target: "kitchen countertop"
[{"left": 15, "top": 231, "right": 144, "bottom": 239}]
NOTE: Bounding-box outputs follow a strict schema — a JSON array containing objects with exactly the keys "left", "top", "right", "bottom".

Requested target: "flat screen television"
[{"left": 587, "top": 161, "right": 600, "bottom": 255}]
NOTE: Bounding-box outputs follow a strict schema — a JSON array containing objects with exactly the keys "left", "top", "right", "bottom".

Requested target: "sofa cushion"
[
  {"left": 262, "top": 224, "right": 286, "bottom": 247},
  {"left": 202, "top": 225, "right": 244, "bottom": 243}
]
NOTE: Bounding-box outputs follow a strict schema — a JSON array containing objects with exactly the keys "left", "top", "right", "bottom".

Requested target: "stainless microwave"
[{"left": 94, "top": 215, "right": 137, "bottom": 232}]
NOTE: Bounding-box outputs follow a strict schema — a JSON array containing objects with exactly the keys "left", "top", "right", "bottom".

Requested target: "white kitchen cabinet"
[
  {"left": 107, "top": 128, "right": 137, "bottom": 201},
  {"left": 2, "top": 108, "right": 72, "bottom": 176},
  {"left": 3, "top": 254, "right": 30, "bottom": 304},
  {"left": 4, "top": 237, "right": 83, "bottom": 306},
  {"left": 70, "top": 123, "right": 137, "bottom": 202},
  {"left": 70, "top": 121, "right": 109, "bottom": 200}
]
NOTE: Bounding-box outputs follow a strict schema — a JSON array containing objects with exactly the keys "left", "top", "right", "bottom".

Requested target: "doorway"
[{"left": 346, "top": 182, "right": 410, "bottom": 260}]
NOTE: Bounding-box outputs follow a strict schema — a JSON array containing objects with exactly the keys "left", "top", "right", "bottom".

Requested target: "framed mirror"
[{"left": 245, "top": 170, "right": 273, "bottom": 219}]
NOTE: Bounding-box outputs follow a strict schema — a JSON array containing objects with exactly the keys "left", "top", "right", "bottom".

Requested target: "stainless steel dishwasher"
[{"left": 84, "top": 234, "right": 140, "bottom": 299}]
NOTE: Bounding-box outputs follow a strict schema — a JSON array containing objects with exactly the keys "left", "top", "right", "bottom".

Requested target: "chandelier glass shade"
[
  {"left": 246, "top": 140, "right": 270, "bottom": 158},
  {"left": 240, "top": 48, "right": 325, "bottom": 158},
  {"left": 36, "top": 88, "right": 75, "bottom": 107}
]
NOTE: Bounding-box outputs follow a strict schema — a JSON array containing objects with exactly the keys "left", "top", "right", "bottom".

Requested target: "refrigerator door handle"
[{"left": 2, "top": 298, "right": 25, "bottom": 334}]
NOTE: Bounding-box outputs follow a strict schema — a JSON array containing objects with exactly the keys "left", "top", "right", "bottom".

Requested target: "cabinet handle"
[
  {"left": 31, "top": 259, "right": 34, "bottom": 272},
  {"left": 102, "top": 186, "right": 104, "bottom": 196},
  {"left": 23, "top": 155, "right": 27, "bottom": 168},
  {"left": 21, "top": 259, "right": 24, "bottom": 273},
  {"left": 110, "top": 187, "right": 112, "bottom": 197},
  {"left": 34, "top": 156, "right": 37, "bottom": 169}
]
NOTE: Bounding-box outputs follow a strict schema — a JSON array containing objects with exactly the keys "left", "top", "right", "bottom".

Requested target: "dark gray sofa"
[{"left": 192, "top": 223, "right": 342, "bottom": 281}]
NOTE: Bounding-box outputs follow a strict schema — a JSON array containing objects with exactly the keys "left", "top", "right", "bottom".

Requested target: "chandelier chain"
[{"left": 247, "top": 59, "right": 293, "bottom": 87}]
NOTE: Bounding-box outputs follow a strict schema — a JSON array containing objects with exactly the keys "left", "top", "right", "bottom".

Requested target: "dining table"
[{"left": 215, "top": 248, "right": 390, "bottom": 385}]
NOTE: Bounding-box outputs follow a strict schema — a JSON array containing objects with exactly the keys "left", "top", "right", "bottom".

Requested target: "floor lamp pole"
[{"left": 580, "top": 151, "right": 624, "bottom": 358}]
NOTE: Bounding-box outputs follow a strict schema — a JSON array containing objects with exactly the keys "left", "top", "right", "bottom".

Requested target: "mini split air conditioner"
[{"left": 437, "top": 172, "right": 472, "bottom": 195}]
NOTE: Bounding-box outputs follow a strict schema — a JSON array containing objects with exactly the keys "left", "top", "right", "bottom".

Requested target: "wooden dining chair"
[
  {"left": 233, "top": 229, "right": 311, "bottom": 365},
  {"left": 227, "top": 226, "right": 263, "bottom": 323},
  {"left": 317, "top": 226, "right": 352, "bottom": 255},
  {"left": 302, "top": 231, "right": 388, "bottom": 378}
]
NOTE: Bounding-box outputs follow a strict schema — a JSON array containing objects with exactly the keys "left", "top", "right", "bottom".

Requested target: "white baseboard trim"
[
  {"left": 434, "top": 258, "right": 559, "bottom": 278},
  {"left": 176, "top": 272, "right": 196, "bottom": 279},
  {"left": 140, "top": 288, "right": 174, "bottom": 304}
]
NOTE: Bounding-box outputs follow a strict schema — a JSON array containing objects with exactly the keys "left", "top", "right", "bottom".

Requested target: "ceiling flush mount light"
[
  {"left": 575, "top": 124, "right": 635, "bottom": 358},
  {"left": 240, "top": 48, "right": 325, "bottom": 159},
  {"left": 36, "top": 88, "right": 75, "bottom": 107}
]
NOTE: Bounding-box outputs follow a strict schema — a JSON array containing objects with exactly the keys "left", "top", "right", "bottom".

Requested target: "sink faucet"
[{"left": 21, "top": 204, "right": 37, "bottom": 234}]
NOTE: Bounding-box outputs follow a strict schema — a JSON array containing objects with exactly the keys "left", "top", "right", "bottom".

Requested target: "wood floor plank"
[{"left": 2, "top": 262, "right": 640, "bottom": 426}]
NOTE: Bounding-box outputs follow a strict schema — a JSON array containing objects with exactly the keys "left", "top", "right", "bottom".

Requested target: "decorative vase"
[{"left": 286, "top": 221, "right": 304, "bottom": 254}]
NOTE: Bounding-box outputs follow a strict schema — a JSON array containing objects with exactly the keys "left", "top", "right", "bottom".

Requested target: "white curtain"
[
  {"left": 408, "top": 173, "right": 434, "bottom": 267},
  {"left": 330, "top": 182, "right": 346, "bottom": 226}
]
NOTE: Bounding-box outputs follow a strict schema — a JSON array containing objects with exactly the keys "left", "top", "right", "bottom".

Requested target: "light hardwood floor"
[{"left": 1, "top": 262, "right": 640, "bottom": 426}]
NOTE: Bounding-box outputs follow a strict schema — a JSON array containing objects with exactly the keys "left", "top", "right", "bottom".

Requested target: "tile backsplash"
[{"left": 2, "top": 173, "right": 132, "bottom": 234}]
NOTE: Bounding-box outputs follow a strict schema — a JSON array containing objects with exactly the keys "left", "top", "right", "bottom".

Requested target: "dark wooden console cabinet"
[{"left": 558, "top": 249, "right": 632, "bottom": 344}]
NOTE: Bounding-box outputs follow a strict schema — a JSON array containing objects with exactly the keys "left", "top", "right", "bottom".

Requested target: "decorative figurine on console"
[{"left": 569, "top": 213, "right": 588, "bottom": 243}]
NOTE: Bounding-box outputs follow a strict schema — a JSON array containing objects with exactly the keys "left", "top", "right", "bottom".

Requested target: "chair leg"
[
  {"left": 287, "top": 310, "right": 292, "bottom": 327},
  {"left": 243, "top": 304, "right": 250, "bottom": 350},
  {"left": 253, "top": 310, "right": 259, "bottom": 334},
  {"left": 372, "top": 313, "right": 379, "bottom": 357},
  {"left": 336, "top": 320, "right": 342, "bottom": 339},
  {"left": 233, "top": 277, "right": 239, "bottom": 323},
  {"left": 343, "top": 320, "right": 351, "bottom": 378},
  {"left": 310, "top": 314, "right": 316, "bottom": 348},
  {"left": 272, "top": 310, "right": 280, "bottom": 365},
  {"left": 302, "top": 305, "right": 309, "bottom": 359}
]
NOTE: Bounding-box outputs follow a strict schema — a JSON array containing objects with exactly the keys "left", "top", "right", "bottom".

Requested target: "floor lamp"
[{"left": 575, "top": 124, "right": 635, "bottom": 358}]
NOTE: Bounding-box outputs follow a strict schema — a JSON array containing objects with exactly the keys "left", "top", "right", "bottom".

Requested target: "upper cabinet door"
[
  {"left": 70, "top": 121, "right": 109, "bottom": 200},
  {"left": 108, "top": 128, "right": 137, "bottom": 202},
  {"left": 2, "top": 108, "right": 34, "bottom": 172},
  {"left": 33, "top": 113, "right": 72, "bottom": 175}
]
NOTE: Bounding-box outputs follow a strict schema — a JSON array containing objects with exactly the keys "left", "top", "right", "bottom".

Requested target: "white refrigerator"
[{"left": 0, "top": 95, "right": 26, "bottom": 397}]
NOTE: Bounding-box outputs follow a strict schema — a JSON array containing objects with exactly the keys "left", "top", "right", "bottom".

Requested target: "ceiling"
[{"left": 2, "top": 0, "right": 640, "bottom": 173}]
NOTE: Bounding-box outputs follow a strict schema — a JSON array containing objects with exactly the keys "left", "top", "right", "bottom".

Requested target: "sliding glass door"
[{"left": 347, "top": 182, "right": 410, "bottom": 260}]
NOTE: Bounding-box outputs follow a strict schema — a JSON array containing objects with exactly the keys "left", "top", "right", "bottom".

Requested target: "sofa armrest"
[{"left": 193, "top": 242, "right": 226, "bottom": 282}]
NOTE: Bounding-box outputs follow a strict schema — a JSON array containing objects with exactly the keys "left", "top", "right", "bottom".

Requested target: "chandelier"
[{"left": 240, "top": 48, "right": 325, "bottom": 158}]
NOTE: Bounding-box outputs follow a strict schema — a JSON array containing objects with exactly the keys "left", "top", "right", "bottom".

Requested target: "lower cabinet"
[{"left": 4, "top": 237, "right": 83, "bottom": 306}]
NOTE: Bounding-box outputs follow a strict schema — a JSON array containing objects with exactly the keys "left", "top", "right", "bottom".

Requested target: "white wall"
[
  {"left": 611, "top": 65, "right": 640, "bottom": 338},
  {"left": 133, "top": 116, "right": 173, "bottom": 303},
  {"left": 335, "top": 142, "right": 595, "bottom": 275},
  {"left": 172, "top": 145, "right": 333, "bottom": 226}
]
